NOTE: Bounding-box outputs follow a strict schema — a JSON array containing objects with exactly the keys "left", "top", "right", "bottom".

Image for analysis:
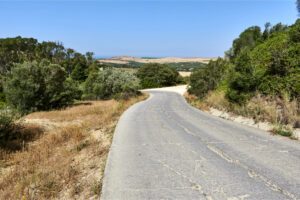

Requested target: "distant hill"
[
  {"left": 98, "top": 56, "right": 217, "bottom": 65},
  {"left": 98, "top": 56, "right": 218, "bottom": 72}
]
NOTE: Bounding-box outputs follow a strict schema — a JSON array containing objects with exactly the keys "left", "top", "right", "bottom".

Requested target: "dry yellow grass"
[
  {"left": 0, "top": 94, "right": 148, "bottom": 200},
  {"left": 247, "top": 94, "right": 300, "bottom": 128},
  {"left": 184, "top": 93, "right": 210, "bottom": 112},
  {"left": 205, "top": 91, "right": 230, "bottom": 111},
  {"left": 185, "top": 91, "right": 300, "bottom": 130}
]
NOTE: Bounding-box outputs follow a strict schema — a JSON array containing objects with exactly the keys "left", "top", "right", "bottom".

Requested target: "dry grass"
[
  {"left": 185, "top": 91, "right": 300, "bottom": 131},
  {"left": 247, "top": 94, "right": 300, "bottom": 128},
  {"left": 205, "top": 91, "right": 230, "bottom": 111},
  {"left": 0, "top": 93, "right": 149, "bottom": 200},
  {"left": 184, "top": 93, "right": 210, "bottom": 112}
]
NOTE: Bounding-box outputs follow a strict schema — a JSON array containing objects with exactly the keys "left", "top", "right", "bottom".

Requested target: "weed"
[
  {"left": 273, "top": 127, "right": 293, "bottom": 138},
  {"left": 75, "top": 140, "right": 90, "bottom": 152},
  {"left": 91, "top": 180, "right": 102, "bottom": 196}
]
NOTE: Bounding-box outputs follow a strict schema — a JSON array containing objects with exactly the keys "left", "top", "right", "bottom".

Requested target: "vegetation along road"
[{"left": 101, "top": 89, "right": 300, "bottom": 200}]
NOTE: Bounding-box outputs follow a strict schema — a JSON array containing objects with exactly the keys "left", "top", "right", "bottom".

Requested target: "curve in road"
[{"left": 101, "top": 90, "right": 300, "bottom": 200}]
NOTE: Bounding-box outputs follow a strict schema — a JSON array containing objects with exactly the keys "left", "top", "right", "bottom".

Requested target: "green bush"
[
  {"left": 71, "top": 62, "right": 88, "bottom": 82},
  {"left": 0, "top": 107, "right": 13, "bottom": 139},
  {"left": 226, "top": 48, "right": 262, "bottom": 104},
  {"left": 289, "top": 19, "right": 300, "bottom": 43},
  {"left": 273, "top": 127, "right": 293, "bottom": 137},
  {"left": 231, "top": 26, "right": 262, "bottom": 60},
  {"left": 188, "top": 58, "right": 229, "bottom": 98},
  {"left": 137, "top": 63, "right": 180, "bottom": 88},
  {"left": 250, "top": 28, "right": 299, "bottom": 99},
  {"left": 0, "top": 105, "right": 19, "bottom": 142},
  {"left": 84, "top": 68, "right": 140, "bottom": 100},
  {"left": 3, "top": 60, "right": 80, "bottom": 114},
  {"left": 0, "top": 93, "right": 5, "bottom": 104},
  {"left": 0, "top": 77, "right": 5, "bottom": 104}
]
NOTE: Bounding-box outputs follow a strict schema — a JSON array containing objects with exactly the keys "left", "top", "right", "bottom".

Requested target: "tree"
[
  {"left": 137, "top": 63, "right": 180, "bottom": 88},
  {"left": 84, "top": 68, "right": 140, "bottom": 100},
  {"left": 250, "top": 24, "right": 300, "bottom": 98},
  {"left": 231, "top": 26, "right": 262, "bottom": 60},
  {"left": 263, "top": 22, "right": 271, "bottom": 40},
  {"left": 226, "top": 48, "right": 261, "bottom": 104},
  {"left": 71, "top": 62, "right": 88, "bottom": 82},
  {"left": 188, "top": 58, "right": 229, "bottom": 98},
  {"left": 4, "top": 61, "right": 80, "bottom": 113},
  {"left": 289, "top": 19, "right": 300, "bottom": 42},
  {"left": 0, "top": 36, "right": 38, "bottom": 74},
  {"left": 269, "top": 23, "right": 288, "bottom": 35},
  {"left": 85, "top": 52, "right": 94, "bottom": 65},
  {"left": 0, "top": 36, "right": 94, "bottom": 77}
]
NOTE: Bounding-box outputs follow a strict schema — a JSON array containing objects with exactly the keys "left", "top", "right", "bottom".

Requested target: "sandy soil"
[
  {"left": 141, "top": 85, "right": 188, "bottom": 96},
  {"left": 98, "top": 56, "right": 218, "bottom": 65},
  {"left": 179, "top": 71, "right": 191, "bottom": 77}
]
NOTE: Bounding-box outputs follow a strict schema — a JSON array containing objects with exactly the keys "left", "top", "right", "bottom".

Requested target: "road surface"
[{"left": 101, "top": 90, "right": 300, "bottom": 200}]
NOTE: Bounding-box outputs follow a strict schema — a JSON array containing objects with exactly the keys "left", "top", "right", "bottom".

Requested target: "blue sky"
[{"left": 0, "top": 0, "right": 298, "bottom": 58}]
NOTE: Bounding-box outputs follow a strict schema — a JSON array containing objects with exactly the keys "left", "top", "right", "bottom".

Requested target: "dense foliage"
[
  {"left": 0, "top": 36, "right": 93, "bottom": 78},
  {"left": 0, "top": 36, "right": 97, "bottom": 107},
  {"left": 0, "top": 105, "right": 14, "bottom": 139},
  {"left": 189, "top": 58, "right": 230, "bottom": 98},
  {"left": 0, "top": 36, "right": 145, "bottom": 149},
  {"left": 137, "top": 63, "right": 181, "bottom": 88},
  {"left": 189, "top": 19, "right": 300, "bottom": 105},
  {"left": 4, "top": 60, "right": 81, "bottom": 114},
  {"left": 84, "top": 68, "right": 140, "bottom": 100}
]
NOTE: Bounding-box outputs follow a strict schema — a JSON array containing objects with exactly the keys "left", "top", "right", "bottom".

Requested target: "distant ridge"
[{"left": 98, "top": 56, "right": 218, "bottom": 65}]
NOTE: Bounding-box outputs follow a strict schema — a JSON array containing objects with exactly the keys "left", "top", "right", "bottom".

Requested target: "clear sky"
[{"left": 0, "top": 0, "right": 298, "bottom": 58}]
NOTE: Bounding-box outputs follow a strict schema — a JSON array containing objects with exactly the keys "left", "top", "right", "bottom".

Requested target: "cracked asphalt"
[{"left": 101, "top": 91, "right": 300, "bottom": 200}]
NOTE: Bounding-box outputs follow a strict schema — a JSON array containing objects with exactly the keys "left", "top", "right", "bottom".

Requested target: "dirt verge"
[{"left": 0, "top": 94, "right": 149, "bottom": 200}]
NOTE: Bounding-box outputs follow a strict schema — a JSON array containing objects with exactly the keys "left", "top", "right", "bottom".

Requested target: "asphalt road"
[{"left": 101, "top": 91, "right": 300, "bottom": 200}]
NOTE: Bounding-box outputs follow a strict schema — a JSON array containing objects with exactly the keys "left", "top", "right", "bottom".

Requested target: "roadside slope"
[{"left": 0, "top": 94, "right": 148, "bottom": 200}]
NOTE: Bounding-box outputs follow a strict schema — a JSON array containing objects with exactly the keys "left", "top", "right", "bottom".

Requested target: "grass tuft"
[{"left": 272, "top": 127, "right": 293, "bottom": 138}]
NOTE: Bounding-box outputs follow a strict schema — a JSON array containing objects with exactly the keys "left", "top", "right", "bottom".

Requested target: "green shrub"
[
  {"left": 0, "top": 107, "right": 13, "bottom": 139},
  {"left": 137, "top": 63, "right": 179, "bottom": 88},
  {"left": 250, "top": 31, "right": 299, "bottom": 99},
  {"left": 0, "top": 77, "right": 5, "bottom": 104},
  {"left": 226, "top": 48, "right": 261, "bottom": 104},
  {"left": 71, "top": 63, "right": 88, "bottom": 82},
  {"left": 0, "top": 105, "right": 20, "bottom": 143},
  {"left": 289, "top": 19, "right": 300, "bottom": 43},
  {"left": 3, "top": 60, "right": 80, "bottom": 114},
  {"left": 231, "top": 26, "right": 262, "bottom": 60},
  {"left": 273, "top": 127, "right": 293, "bottom": 137},
  {"left": 84, "top": 68, "right": 140, "bottom": 100},
  {"left": 188, "top": 58, "right": 229, "bottom": 98}
]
